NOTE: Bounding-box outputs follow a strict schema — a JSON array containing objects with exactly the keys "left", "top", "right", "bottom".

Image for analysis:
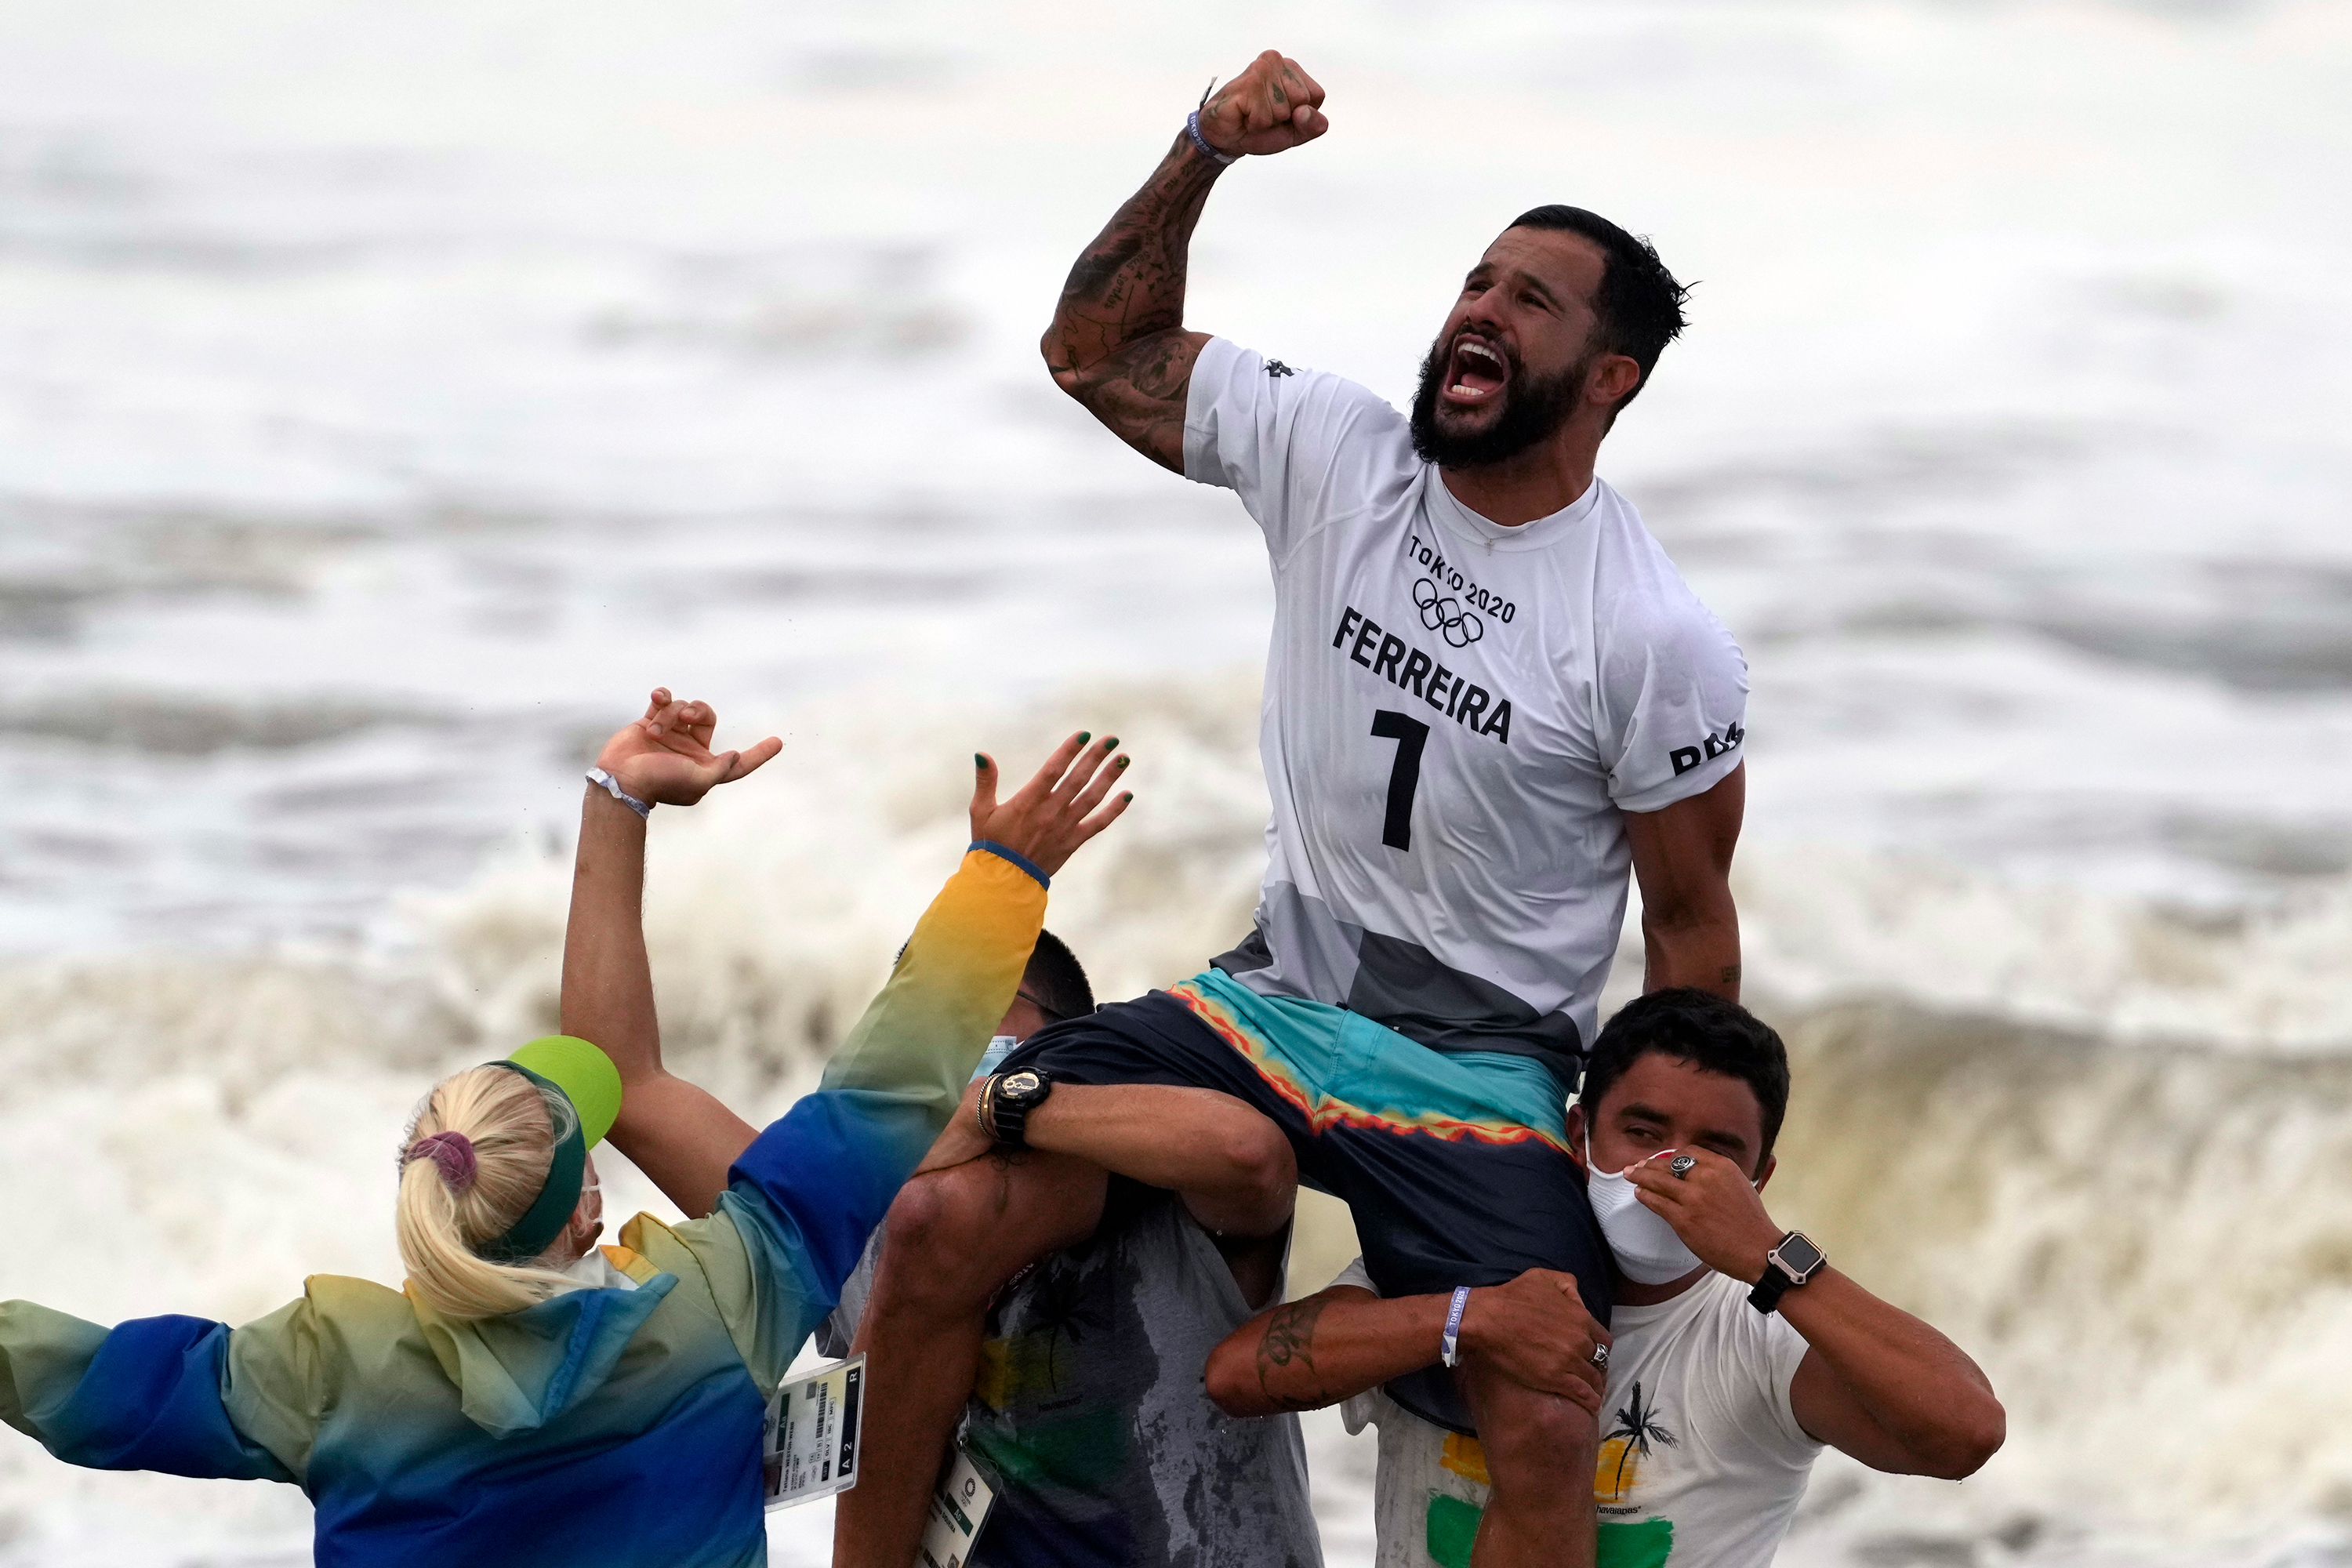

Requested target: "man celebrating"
[{"left": 840, "top": 49, "right": 1748, "bottom": 1568}]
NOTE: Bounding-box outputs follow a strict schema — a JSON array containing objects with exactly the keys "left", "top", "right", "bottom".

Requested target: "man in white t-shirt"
[
  {"left": 840, "top": 49, "right": 1749, "bottom": 1568},
  {"left": 1206, "top": 988, "right": 2008, "bottom": 1568}
]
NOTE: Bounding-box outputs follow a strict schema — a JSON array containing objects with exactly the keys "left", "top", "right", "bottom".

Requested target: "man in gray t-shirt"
[
  {"left": 821, "top": 940, "right": 1320, "bottom": 1568},
  {"left": 824, "top": 1177, "right": 1316, "bottom": 1567}
]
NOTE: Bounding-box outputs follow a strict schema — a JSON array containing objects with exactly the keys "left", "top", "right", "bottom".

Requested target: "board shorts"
[{"left": 996, "top": 967, "right": 1611, "bottom": 1435}]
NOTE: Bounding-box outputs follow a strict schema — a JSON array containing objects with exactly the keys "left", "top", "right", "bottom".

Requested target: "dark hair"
[
  {"left": 1019, "top": 928, "right": 1094, "bottom": 1024},
  {"left": 1579, "top": 988, "right": 1788, "bottom": 1167},
  {"left": 891, "top": 928, "right": 1094, "bottom": 1027},
  {"left": 1508, "top": 205, "right": 1690, "bottom": 416}
]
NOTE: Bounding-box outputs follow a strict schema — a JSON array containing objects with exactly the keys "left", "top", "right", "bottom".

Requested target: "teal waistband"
[{"left": 1176, "top": 969, "right": 1570, "bottom": 1147}]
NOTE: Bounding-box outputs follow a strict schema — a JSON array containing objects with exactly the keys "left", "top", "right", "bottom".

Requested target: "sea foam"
[{"left": 5, "top": 677, "right": 2351, "bottom": 1563}]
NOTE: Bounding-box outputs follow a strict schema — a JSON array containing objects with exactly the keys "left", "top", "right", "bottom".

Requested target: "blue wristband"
[
  {"left": 1440, "top": 1286, "right": 1472, "bottom": 1369},
  {"left": 1185, "top": 110, "right": 1236, "bottom": 166},
  {"left": 970, "top": 839, "right": 1050, "bottom": 890}
]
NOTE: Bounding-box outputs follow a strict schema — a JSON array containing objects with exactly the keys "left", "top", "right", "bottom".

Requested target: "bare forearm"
[
  {"left": 560, "top": 787, "right": 659, "bottom": 1076},
  {"left": 1625, "top": 764, "right": 1744, "bottom": 1000},
  {"left": 1024, "top": 1085, "right": 1294, "bottom": 1236},
  {"left": 608, "top": 1076, "right": 757, "bottom": 1218},
  {"left": 1641, "top": 908, "right": 1740, "bottom": 1000},
  {"left": 1045, "top": 133, "right": 1221, "bottom": 376},
  {"left": 1041, "top": 136, "right": 1222, "bottom": 470},
  {"left": 1208, "top": 1289, "right": 1443, "bottom": 1416},
  {"left": 1784, "top": 1271, "right": 2005, "bottom": 1475},
  {"left": 561, "top": 786, "right": 757, "bottom": 1218}
]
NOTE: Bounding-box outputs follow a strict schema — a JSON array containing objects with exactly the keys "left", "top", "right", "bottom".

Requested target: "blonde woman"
[{"left": 0, "top": 690, "right": 1133, "bottom": 1567}]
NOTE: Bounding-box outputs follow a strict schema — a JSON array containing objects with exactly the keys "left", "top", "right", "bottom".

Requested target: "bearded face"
[{"left": 1409, "top": 324, "right": 1593, "bottom": 470}]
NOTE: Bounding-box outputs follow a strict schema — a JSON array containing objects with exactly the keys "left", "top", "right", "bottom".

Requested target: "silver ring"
[
  {"left": 1669, "top": 1154, "right": 1697, "bottom": 1179},
  {"left": 1590, "top": 1344, "right": 1610, "bottom": 1369}
]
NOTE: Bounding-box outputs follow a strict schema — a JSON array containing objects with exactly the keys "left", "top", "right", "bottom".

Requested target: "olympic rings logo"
[{"left": 1414, "top": 577, "right": 1485, "bottom": 647}]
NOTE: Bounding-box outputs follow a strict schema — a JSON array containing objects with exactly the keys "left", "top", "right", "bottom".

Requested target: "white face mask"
[
  {"left": 1584, "top": 1134, "right": 1708, "bottom": 1285},
  {"left": 970, "top": 1036, "right": 1021, "bottom": 1083}
]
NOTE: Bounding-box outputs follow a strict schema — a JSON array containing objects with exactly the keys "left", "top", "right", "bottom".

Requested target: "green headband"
[{"left": 474, "top": 1036, "right": 622, "bottom": 1267}]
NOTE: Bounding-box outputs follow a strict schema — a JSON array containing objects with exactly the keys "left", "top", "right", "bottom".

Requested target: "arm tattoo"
[
  {"left": 1044, "top": 133, "right": 1225, "bottom": 473},
  {"left": 1254, "top": 1296, "right": 1331, "bottom": 1413}
]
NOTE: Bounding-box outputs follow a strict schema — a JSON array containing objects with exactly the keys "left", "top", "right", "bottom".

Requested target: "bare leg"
[
  {"left": 1458, "top": 1359, "right": 1599, "bottom": 1568},
  {"left": 833, "top": 1149, "right": 1107, "bottom": 1568}
]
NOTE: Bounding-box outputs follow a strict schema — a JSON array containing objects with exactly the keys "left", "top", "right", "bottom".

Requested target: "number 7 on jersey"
[{"left": 1370, "top": 710, "right": 1429, "bottom": 851}]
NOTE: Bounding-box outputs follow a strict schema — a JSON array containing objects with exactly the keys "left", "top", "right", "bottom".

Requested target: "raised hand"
[
  {"left": 970, "top": 731, "right": 1134, "bottom": 877},
  {"left": 594, "top": 688, "right": 782, "bottom": 809},
  {"left": 1198, "top": 50, "right": 1328, "bottom": 158}
]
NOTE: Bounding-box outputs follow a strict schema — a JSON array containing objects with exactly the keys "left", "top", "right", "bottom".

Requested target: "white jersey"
[
  {"left": 1334, "top": 1261, "right": 1822, "bottom": 1568},
  {"left": 1185, "top": 338, "right": 1748, "bottom": 1077}
]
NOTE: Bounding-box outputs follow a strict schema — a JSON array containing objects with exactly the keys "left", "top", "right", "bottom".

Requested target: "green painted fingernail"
[
  {"left": 1116, "top": 756, "right": 1130, "bottom": 767},
  {"left": 1076, "top": 731, "right": 1091, "bottom": 744},
  {"left": 1121, "top": 791, "right": 1134, "bottom": 802},
  {"left": 975, "top": 753, "right": 986, "bottom": 768},
  {"left": 1102, "top": 736, "right": 1119, "bottom": 749}
]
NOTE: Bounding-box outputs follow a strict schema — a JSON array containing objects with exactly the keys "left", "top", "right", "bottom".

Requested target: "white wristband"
[
  {"left": 586, "top": 767, "right": 652, "bottom": 819},
  {"left": 1440, "top": 1286, "right": 1472, "bottom": 1369}
]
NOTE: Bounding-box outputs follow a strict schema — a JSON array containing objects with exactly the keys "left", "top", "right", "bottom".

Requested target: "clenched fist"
[{"left": 1198, "top": 50, "right": 1329, "bottom": 158}]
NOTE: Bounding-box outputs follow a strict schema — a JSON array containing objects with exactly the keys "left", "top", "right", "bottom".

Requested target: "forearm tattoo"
[
  {"left": 1044, "top": 135, "right": 1224, "bottom": 472},
  {"left": 1254, "top": 1296, "right": 1333, "bottom": 1412}
]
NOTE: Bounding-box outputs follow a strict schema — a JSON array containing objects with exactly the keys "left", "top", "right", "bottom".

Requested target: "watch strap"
[
  {"left": 1747, "top": 1269, "right": 1792, "bottom": 1315},
  {"left": 991, "top": 1084, "right": 1030, "bottom": 1148}
]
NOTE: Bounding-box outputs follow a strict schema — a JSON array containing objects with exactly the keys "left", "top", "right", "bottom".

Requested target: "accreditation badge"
[
  {"left": 761, "top": 1355, "right": 865, "bottom": 1510},
  {"left": 917, "top": 1440, "right": 1000, "bottom": 1568}
]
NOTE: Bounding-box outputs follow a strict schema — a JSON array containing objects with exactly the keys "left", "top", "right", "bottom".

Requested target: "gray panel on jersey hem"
[
  {"left": 1210, "top": 881, "right": 1584, "bottom": 1087},
  {"left": 1210, "top": 880, "right": 1364, "bottom": 994}
]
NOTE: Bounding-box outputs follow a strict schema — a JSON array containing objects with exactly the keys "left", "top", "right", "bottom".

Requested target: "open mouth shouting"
[{"left": 1440, "top": 334, "right": 1512, "bottom": 409}]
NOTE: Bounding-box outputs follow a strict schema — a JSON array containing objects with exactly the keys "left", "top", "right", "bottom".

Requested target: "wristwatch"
[
  {"left": 1748, "top": 1231, "right": 1827, "bottom": 1315},
  {"left": 978, "top": 1067, "right": 1054, "bottom": 1149}
]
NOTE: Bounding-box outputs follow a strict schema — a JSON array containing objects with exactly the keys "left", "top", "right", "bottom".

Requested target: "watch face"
[
  {"left": 1774, "top": 1232, "right": 1825, "bottom": 1278},
  {"left": 1000, "top": 1070, "right": 1044, "bottom": 1099}
]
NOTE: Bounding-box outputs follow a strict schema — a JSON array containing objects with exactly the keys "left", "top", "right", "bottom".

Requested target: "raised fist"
[{"left": 1197, "top": 50, "right": 1328, "bottom": 158}]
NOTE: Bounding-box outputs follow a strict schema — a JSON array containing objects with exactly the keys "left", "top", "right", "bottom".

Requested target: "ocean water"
[{"left": 3, "top": 0, "right": 2350, "bottom": 1563}]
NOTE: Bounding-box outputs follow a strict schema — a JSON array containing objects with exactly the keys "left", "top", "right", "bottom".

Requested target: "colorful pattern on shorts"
[{"left": 1167, "top": 968, "right": 1568, "bottom": 1152}]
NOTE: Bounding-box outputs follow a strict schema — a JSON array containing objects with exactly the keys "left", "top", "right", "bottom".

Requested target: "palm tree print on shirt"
[{"left": 1596, "top": 1382, "right": 1679, "bottom": 1502}]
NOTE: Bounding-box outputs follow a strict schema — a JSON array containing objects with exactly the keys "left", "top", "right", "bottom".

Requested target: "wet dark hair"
[
  {"left": 1018, "top": 928, "right": 1094, "bottom": 1024},
  {"left": 1579, "top": 988, "right": 1789, "bottom": 1168},
  {"left": 1508, "top": 205, "right": 1690, "bottom": 415}
]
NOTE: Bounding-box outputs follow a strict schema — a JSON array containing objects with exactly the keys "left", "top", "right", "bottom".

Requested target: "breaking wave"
[{"left": 5, "top": 675, "right": 2350, "bottom": 1563}]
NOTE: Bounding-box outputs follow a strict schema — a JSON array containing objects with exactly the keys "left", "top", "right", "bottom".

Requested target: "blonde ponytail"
[{"left": 396, "top": 1065, "right": 586, "bottom": 1319}]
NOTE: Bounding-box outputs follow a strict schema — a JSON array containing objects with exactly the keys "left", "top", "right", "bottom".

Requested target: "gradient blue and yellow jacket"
[{"left": 0, "top": 845, "right": 1047, "bottom": 1568}]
